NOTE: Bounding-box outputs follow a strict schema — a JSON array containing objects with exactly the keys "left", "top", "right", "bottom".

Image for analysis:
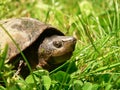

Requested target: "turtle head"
[{"left": 38, "top": 35, "right": 76, "bottom": 70}]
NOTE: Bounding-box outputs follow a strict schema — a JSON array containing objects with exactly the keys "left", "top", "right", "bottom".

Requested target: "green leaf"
[
  {"left": 91, "top": 84, "right": 100, "bottom": 90},
  {"left": 42, "top": 76, "right": 51, "bottom": 90},
  {"left": 82, "top": 82, "right": 92, "bottom": 90},
  {"left": 25, "top": 74, "right": 38, "bottom": 84},
  {"left": 50, "top": 71, "right": 70, "bottom": 83},
  {"left": 25, "top": 70, "right": 51, "bottom": 90},
  {"left": 105, "top": 84, "right": 112, "bottom": 90},
  {"left": 69, "top": 80, "right": 83, "bottom": 90}
]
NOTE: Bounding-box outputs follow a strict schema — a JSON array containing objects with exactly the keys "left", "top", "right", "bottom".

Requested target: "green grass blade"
[{"left": 0, "top": 44, "right": 8, "bottom": 71}]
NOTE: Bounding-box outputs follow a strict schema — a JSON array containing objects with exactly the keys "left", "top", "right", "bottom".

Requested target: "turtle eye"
[{"left": 53, "top": 41, "right": 63, "bottom": 48}]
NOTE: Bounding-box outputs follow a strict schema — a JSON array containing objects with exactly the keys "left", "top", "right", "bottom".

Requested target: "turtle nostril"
[
  {"left": 74, "top": 38, "right": 77, "bottom": 43},
  {"left": 71, "top": 37, "right": 76, "bottom": 44}
]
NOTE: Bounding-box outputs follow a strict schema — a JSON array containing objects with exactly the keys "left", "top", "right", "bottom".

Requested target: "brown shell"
[{"left": 0, "top": 18, "right": 64, "bottom": 60}]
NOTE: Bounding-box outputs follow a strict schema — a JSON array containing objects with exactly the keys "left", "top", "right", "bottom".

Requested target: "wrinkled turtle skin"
[{"left": 0, "top": 18, "right": 76, "bottom": 77}]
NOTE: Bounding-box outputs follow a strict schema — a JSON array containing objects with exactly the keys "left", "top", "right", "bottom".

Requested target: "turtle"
[{"left": 0, "top": 17, "right": 76, "bottom": 77}]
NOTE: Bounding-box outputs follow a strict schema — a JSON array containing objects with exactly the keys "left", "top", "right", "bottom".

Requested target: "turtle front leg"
[
  {"left": 13, "top": 60, "right": 26, "bottom": 77},
  {"left": 37, "top": 59, "right": 51, "bottom": 71}
]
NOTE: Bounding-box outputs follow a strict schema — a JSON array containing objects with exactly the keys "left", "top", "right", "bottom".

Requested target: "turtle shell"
[{"left": 0, "top": 18, "right": 64, "bottom": 61}]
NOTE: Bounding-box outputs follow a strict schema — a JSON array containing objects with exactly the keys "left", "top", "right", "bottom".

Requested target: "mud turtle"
[{"left": 0, "top": 18, "right": 76, "bottom": 77}]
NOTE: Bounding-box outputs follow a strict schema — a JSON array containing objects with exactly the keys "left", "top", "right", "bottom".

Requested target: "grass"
[{"left": 0, "top": 0, "right": 120, "bottom": 89}]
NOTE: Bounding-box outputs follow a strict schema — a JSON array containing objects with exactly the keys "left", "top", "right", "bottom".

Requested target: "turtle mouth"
[
  {"left": 47, "top": 52, "right": 73, "bottom": 65},
  {"left": 41, "top": 52, "right": 73, "bottom": 71}
]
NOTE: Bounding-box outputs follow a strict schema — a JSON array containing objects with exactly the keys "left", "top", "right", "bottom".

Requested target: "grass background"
[{"left": 0, "top": 0, "right": 120, "bottom": 90}]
